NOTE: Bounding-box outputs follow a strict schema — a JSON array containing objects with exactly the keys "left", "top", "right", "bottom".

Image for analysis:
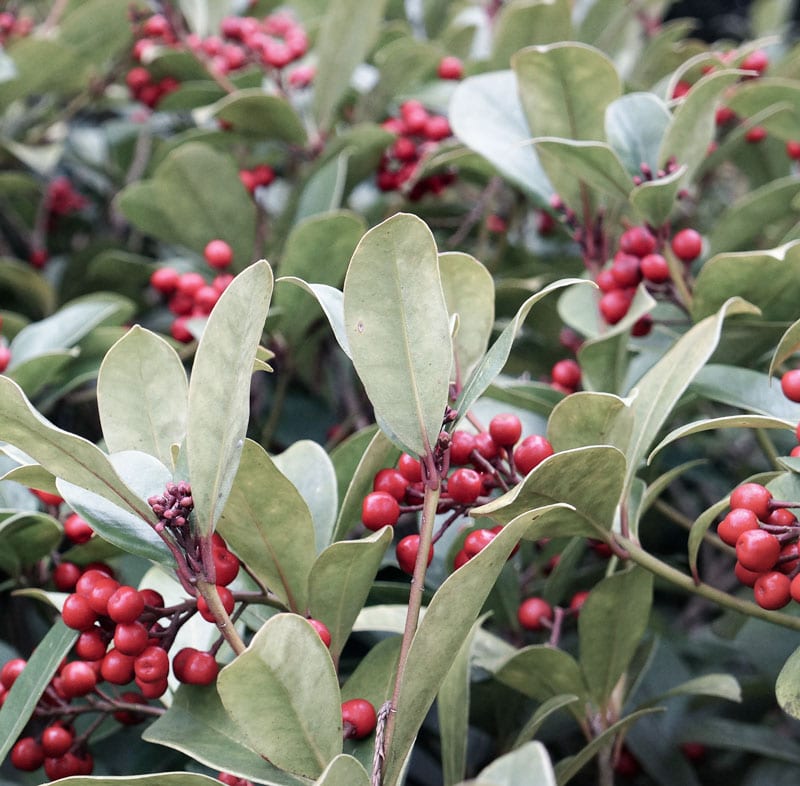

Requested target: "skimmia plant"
[{"left": 3, "top": 1, "right": 800, "bottom": 785}]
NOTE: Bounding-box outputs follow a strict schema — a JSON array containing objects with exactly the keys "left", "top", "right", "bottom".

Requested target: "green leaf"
[
  {"left": 0, "top": 511, "right": 62, "bottom": 575},
  {"left": 217, "top": 613, "right": 343, "bottom": 778},
  {"left": 439, "top": 252, "right": 495, "bottom": 386},
  {"left": 494, "top": 646, "right": 586, "bottom": 710},
  {"left": 709, "top": 176, "right": 800, "bottom": 255},
  {"left": 438, "top": 616, "right": 485, "bottom": 786},
  {"left": 312, "top": 0, "right": 389, "bottom": 131},
  {"left": 547, "top": 392, "right": 633, "bottom": 454},
  {"left": 97, "top": 326, "right": 187, "bottom": 470},
  {"left": 777, "top": 645, "right": 800, "bottom": 719},
  {"left": 512, "top": 695, "right": 581, "bottom": 749},
  {"left": 490, "top": 0, "right": 573, "bottom": 68},
  {"left": 658, "top": 70, "right": 743, "bottom": 182},
  {"left": 605, "top": 92, "right": 672, "bottom": 176},
  {"left": 341, "top": 636, "right": 402, "bottom": 706},
  {"left": 637, "top": 673, "right": 741, "bottom": 709},
  {"left": 51, "top": 776, "right": 250, "bottom": 786},
  {"left": 187, "top": 260, "right": 273, "bottom": 536},
  {"left": 692, "top": 364, "right": 800, "bottom": 421},
  {"left": 8, "top": 351, "right": 77, "bottom": 399},
  {"left": 0, "top": 257, "right": 56, "bottom": 318},
  {"left": 477, "top": 742, "right": 557, "bottom": 786},
  {"left": 296, "top": 151, "right": 349, "bottom": 221},
  {"left": 554, "top": 708, "right": 664, "bottom": 785},
  {"left": 0, "top": 376, "right": 156, "bottom": 524},
  {"left": 218, "top": 439, "right": 316, "bottom": 613},
  {"left": 771, "top": 317, "right": 800, "bottom": 377},
  {"left": 0, "top": 620, "right": 77, "bottom": 764},
  {"left": 59, "top": 0, "right": 134, "bottom": 67},
  {"left": 0, "top": 39, "right": 83, "bottom": 105},
  {"left": 629, "top": 166, "right": 687, "bottom": 226},
  {"left": 344, "top": 213, "right": 452, "bottom": 456},
  {"left": 330, "top": 425, "right": 379, "bottom": 525},
  {"left": 692, "top": 242, "right": 800, "bottom": 322},
  {"left": 449, "top": 71, "right": 553, "bottom": 202},
  {"left": 725, "top": 78, "right": 800, "bottom": 140},
  {"left": 382, "top": 503, "right": 570, "bottom": 786},
  {"left": 333, "top": 428, "right": 399, "bottom": 542},
  {"left": 456, "top": 279, "right": 590, "bottom": 418},
  {"left": 513, "top": 43, "right": 621, "bottom": 143},
  {"left": 624, "top": 298, "right": 760, "bottom": 492},
  {"left": 308, "top": 527, "right": 393, "bottom": 658},
  {"left": 273, "top": 440, "right": 338, "bottom": 553},
  {"left": 578, "top": 568, "right": 654, "bottom": 706},
  {"left": 116, "top": 143, "right": 257, "bottom": 268},
  {"left": 8, "top": 294, "right": 134, "bottom": 369},
  {"left": 211, "top": 89, "right": 307, "bottom": 144},
  {"left": 143, "top": 685, "right": 311, "bottom": 786},
  {"left": 314, "top": 755, "right": 370, "bottom": 786},
  {"left": 680, "top": 716, "right": 800, "bottom": 765},
  {"left": 57, "top": 451, "right": 174, "bottom": 565},
  {"left": 179, "top": 0, "right": 233, "bottom": 37},
  {"left": 649, "top": 415, "right": 795, "bottom": 463},
  {"left": 471, "top": 446, "right": 626, "bottom": 539}
]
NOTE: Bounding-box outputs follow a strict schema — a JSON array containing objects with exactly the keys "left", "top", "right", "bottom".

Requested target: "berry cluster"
[
  {"left": 517, "top": 589, "right": 589, "bottom": 635},
  {"left": 238, "top": 163, "right": 276, "bottom": 195},
  {"left": 377, "top": 100, "right": 457, "bottom": 199},
  {"left": 0, "top": 11, "right": 32, "bottom": 46},
  {"left": 595, "top": 224, "right": 703, "bottom": 328},
  {"left": 718, "top": 482, "right": 800, "bottom": 609},
  {"left": 361, "top": 414, "right": 555, "bottom": 573},
  {"left": 125, "top": 66, "right": 180, "bottom": 109},
  {"left": 149, "top": 241, "right": 234, "bottom": 342}
]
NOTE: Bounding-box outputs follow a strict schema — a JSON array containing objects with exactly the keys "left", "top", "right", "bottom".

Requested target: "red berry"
[
  {"left": 0, "top": 658, "right": 26, "bottom": 690},
  {"left": 437, "top": 55, "right": 464, "bottom": 80},
  {"left": 114, "top": 621, "right": 150, "bottom": 656},
  {"left": 671, "top": 229, "right": 703, "bottom": 262},
  {"left": 307, "top": 618, "right": 331, "bottom": 648},
  {"left": 767, "top": 508, "right": 798, "bottom": 527},
  {"left": 715, "top": 105, "right": 736, "bottom": 125},
  {"left": 517, "top": 597, "right": 554, "bottom": 631},
  {"left": 754, "top": 570, "right": 791, "bottom": 609},
  {"left": 778, "top": 541, "right": 800, "bottom": 574},
  {"left": 113, "top": 691, "right": 149, "bottom": 725},
  {"left": 30, "top": 488, "right": 63, "bottom": 507},
  {"left": 42, "top": 724, "right": 74, "bottom": 757},
  {"left": 196, "top": 585, "right": 235, "bottom": 622},
  {"left": 614, "top": 748, "right": 640, "bottom": 777},
  {"left": 611, "top": 252, "right": 642, "bottom": 287},
  {"left": 86, "top": 576, "right": 120, "bottom": 615},
  {"left": 551, "top": 359, "right": 581, "bottom": 389},
  {"left": 177, "top": 271, "right": 206, "bottom": 296},
  {"left": 423, "top": 115, "right": 451, "bottom": 142},
  {"left": 11, "top": 737, "right": 44, "bottom": 771},
  {"left": 569, "top": 590, "right": 590, "bottom": 614},
  {"left": 213, "top": 546, "right": 240, "bottom": 586},
  {"left": 452, "top": 548, "right": 470, "bottom": 571},
  {"left": 101, "top": 649, "right": 135, "bottom": 685},
  {"left": 598, "top": 288, "right": 633, "bottom": 324},
  {"left": 717, "top": 508, "right": 760, "bottom": 546},
  {"left": 373, "top": 468, "right": 409, "bottom": 501},
  {"left": 134, "top": 645, "right": 169, "bottom": 683},
  {"left": 735, "top": 561, "right": 762, "bottom": 586},
  {"left": 194, "top": 285, "right": 220, "bottom": 314},
  {"left": 681, "top": 742, "right": 707, "bottom": 761},
  {"left": 473, "top": 432, "right": 498, "bottom": 461},
  {"left": 735, "top": 528, "right": 781, "bottom": 572},
  {"left": 790, "top": 573, "right": 800, "bottom": 603},
  {"left": 0, "top": 345, "right": 10, "bottom": 373},
  {"left": 75, "top": 629, "right": 108, "bottom": 662},
  {"left": 53, "top": 562, "right": 82, "bottom": 592},
  {"left": 449, "top": 431, "right": 477, "bottom": 465},
  {"left": 671, "top": 80, "right": 691, "bottom": 99},
  {"left": 75, "top": 568, "right": 111, "bottom": 598},
  {"left": 136, "top": 675, "right": 168, "bottom": 698},
  {"left": 150, "top": 266, "right": 180, "bottom": 294},
  {"left": 741, "top": 48, "right": 769, "bottom": 75},
  {"left": 171, "top": 317, "right": 194, "bottom": 343},
  {"left": 463, "top": 528, "right": 496, "bottom": 557},
  {"left": 172, "top": 647, "right": 219, "bottom": 685},
  {"left": 730, "top": 483, "right": 773, "bottom": 520},
  {"left": 489, "top": 413, "right": 523, "bottom": 447},
  {"left": 397, "top": 453, "right": 422, "bottom": 483},
  {"left": 341, "top": 698, "right": 377, "bottom": 739},
  {"left": 447, "top": 468, "right": 484, "bottom": 505},
  {"left": 396, "top": 534, "right": 433, "bottom": 575},
  {"left": 60, "top": 660, "right": 97, "bottom": 698},
  {"left": 787, "top": 140, "right": 800, "bottom": 160},
  {"left": 107, "top": 585, "right": 145, "bottom": 624},
  {"left": 140, "top": 588, "right": 165, "bottom": 609},
  {"left": 619, "top": 226, "right": 656, "bottom": 257},
  {"left": 640, "top": 253, "right": 670, "bottom": 283},
  {"left": 781, "top": 369, "right": 800, "bottom": 402},
  {"left": 745, "top": 125, "right": 767, "bottom": 143},
  {"left": 62, "top": 594, "right": 98, "bottom": 631},
  {"left": 514, "top": 435, "right": 554, "bottom": 475},
  {"left": 596, "top": 268, "right": 618, "bottom": 292},
  {"left": 362, "top": 491, "right": 400, "bottom": 530},
  {"left": 204, "top": 239, "right": 233, "bottom": 269}
]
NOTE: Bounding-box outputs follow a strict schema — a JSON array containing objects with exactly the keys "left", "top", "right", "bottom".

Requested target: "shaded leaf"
[
  {"left": 341, "top": 636, "right": 402, "bottom": 706},
  {"left": 211, "top": 89, "right": 307, "bottom": 143},
  {"left": 629, "top": 166, "right": 687, "bottom": 226},
  {"left": 512, "top": 695, "right": 581, "bottom": 749},
  {"left": 679, "top": 716, "right": 800, "bottom": 764},
  {"left": 296, "top": 151, "right": 349, "bottom": 221},
  {"left": 97, "top": 326, "right": 187, "bottom": 469},
  {"left": 777, "top": 645, "right": 800, "bottom": 720},
  {"left": 217, "top": 613, "right": 342, "bottom": 778},
  {"left": 344, "top": 213, "right": 451, "bottom": 456},
  {"left": 187, "top": 260, "right": 273, "bottom": 536},
  {"left": 218, "top": 439, "right": 316, "bottom": 613},
  {"left": 278, "top": 279, "right": 351, "bottom": 359},
  {"left": 0, "top": 511, "right": 61, "bottom": 576},
  {"left": 637, "top": 673, "right": 741, "bottom": 709}
]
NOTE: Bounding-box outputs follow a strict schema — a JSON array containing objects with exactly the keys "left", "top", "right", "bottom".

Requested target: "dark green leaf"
[
  {"left": 726, "top": 78, "right": 800, "bottom": 140},
  {"left": 637, "top": 673, "right": 741, "bottom": 709},
  {"left": 211, "top": 88, "right": 307, "bottom": 144},
  {"left": 344, "top": 213, "right": 452, "bottom": 456},
  {"left": 512, "top": 695, "right": 581, "bottom": 749},
  {"left": 772, "top": 317, "right": 800, "bottom": 377},
  {"left": 0, "top": 511, "right": 61, "bottom": 575},
  {"left": 217, "top": 613, "right": 342, "bottom": 778},
  {"left": 187, "top": 260, "right": 273, "bottom": 536},
  {"left": 218, "top": 439, "right": 316, "bottom": 613},
  {"left": 680, "top": 716, "right": 800, "bottom": 764},
  {"left": 629, "top": 166, "right": 687, "bottom": 227},
  {"left": 97, "top": 326, "right": 187, "bottom": 470},
  {"left": 495, "top": 646, "right": 586, "bottom": 710},
  {"left": 341, "top": 636, "right": 402, "bottom": 706}
]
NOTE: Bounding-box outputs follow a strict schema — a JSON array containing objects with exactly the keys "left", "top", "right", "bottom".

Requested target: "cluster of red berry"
[
  {"left": 125, "top": 66, "right": 180, "bottom": 110},
  {"left": 377, "top": 100, "right": 457, "bottom": 198},
  {"left": 0, "top": 10, "right": 32, "bottom": 45},
  {"left": 361, "top": 414, "right": 554, "bottom": 573},
  {"left": 148, "top": 239, "right": 235, "bottom": 342},
  {"left": 238, "top": 162, "right": 276, "bottom": 195},
  {"left": 595, "top": 224, "right": 703, "bottom": 328},
  {"left": 717, "top": 482, "right": 800, "bottom": 609}
]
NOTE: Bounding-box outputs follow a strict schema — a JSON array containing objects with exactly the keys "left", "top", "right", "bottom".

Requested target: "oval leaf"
[
  {"left": 344, "top": 214, "right": 452, "bottom": 456},
  {"left": 187, "top": 260, "right": 273, "bottom": 536}
]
